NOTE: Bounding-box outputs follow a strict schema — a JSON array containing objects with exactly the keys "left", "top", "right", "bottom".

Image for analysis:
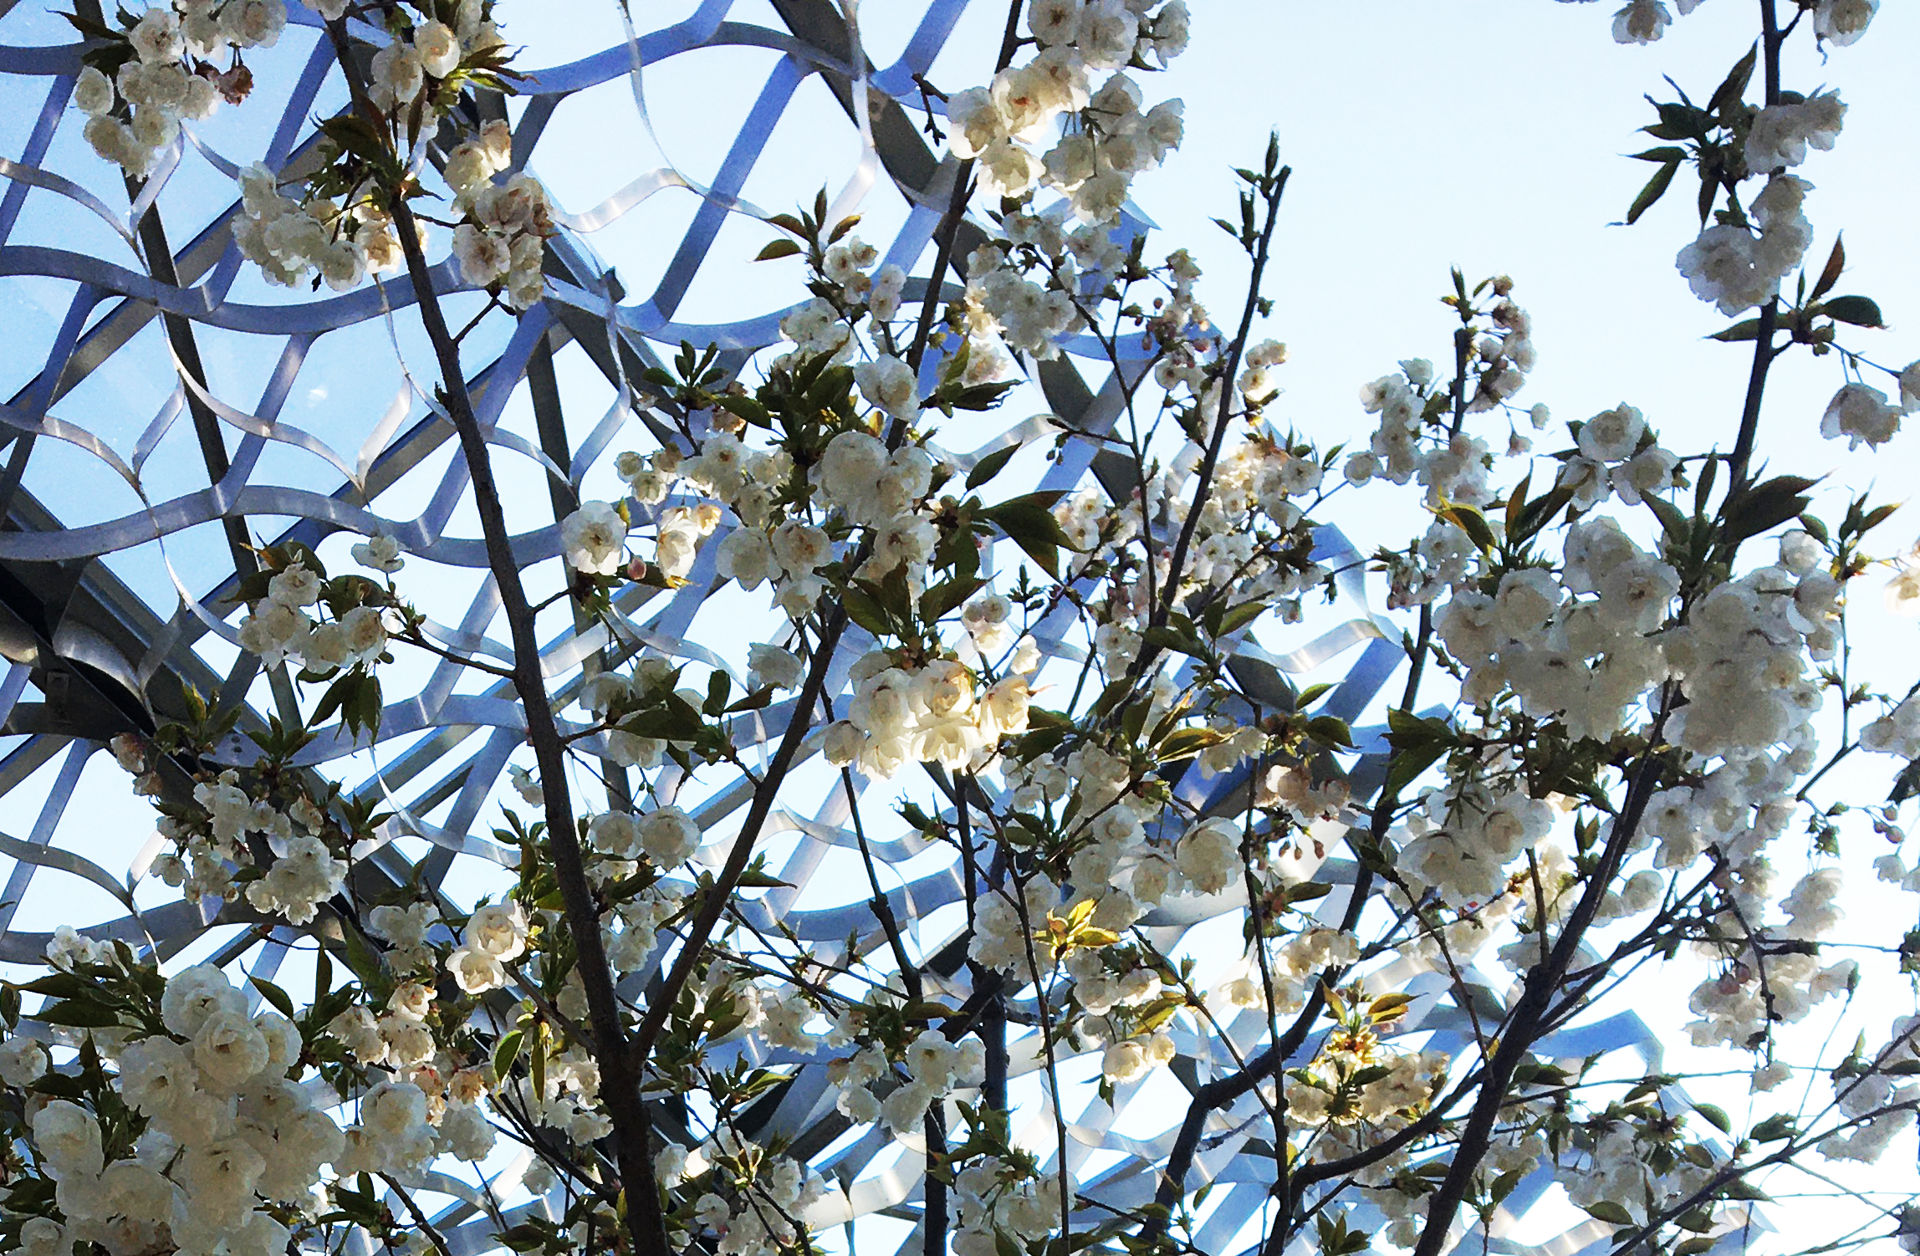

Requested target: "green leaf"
[
  {"left": 1750, "top": 1113, "right": 1796, "bottom": 1142},
  {"left": 1386, "top": 707, "right": 1450, "bottom": 743},
  {"left": 13, "top": 972, "right": 98, "bottom": 998},
  {"left": 965, "top": 443, "right": 1021, "bottom": 490},
  {"left": 1513, "top": 482, "right": 1578, "bottom": 542},
  {"left": 1693, "top": 1102, "right": 1732, "bottom": 1133},
  {"left": 703, "top": 669, "right": 732, "bottom": 717},
  {"left": 841, "top": 586, "right": 892, "bottom": 637},
  {"left": 1858, "top": 502, "right": 1901, "bottom": 535},
  {"left": 764, "top": 212, "right": 808, "bottom": 238},
  {"left": 1707, "top": 42, "right": 1758, "bottom": 117},
  {"left": 714, "top": 395, "right": 771, "bottom": 429},
  {"left": 1625, "top": 156, "right": 1681, "bottom": 226},
  {"left": 1159, "top": 727, "right": 1225, "bottom": 762},
  {"left": 250, "top": 977, "right": 296, "bottom": 1020},
  {"left": 1583, "top": 1200, "right": 1634, "bottom": 1226},
  {"left": 1296, "top": 682, "right": 1334, "bottom": 709},
  {"left": 827, "top": 213, "right": 862, "bottom": 245},
  {"left": 496, "top": 1223, "right": 552, "bottom": 1253},
  {"left": 1214, "top": 599, "right": 1267, "bottom": 637},
  {"left": 1724, "top": 474, "right": 1820, "bottom": 545},
  {"left": 494, "top": 1028, "right": 525, "bottom": 1080},
  {"left": 1709, "top": 317, "right": 1766, "bottom": 342},
  {"left": 1439, "top": 502, "right": 1495, "bottom": 552},
  {"left": 1819, "top": 294, "right": 1884, "bottom": 328},
  {"left": 725, "top": 685, "right": 776, "bottom": 714},
  {"left": 349, "top": 673, "right": 382, "bottom": 738},
  {"left": 36, "top": 999, "right": 123, "bottom": 1028},
  {"left": 1382, "top": 745, "right": 1446, "bottom": 800},
  {"left": 1382, "top": 710, "right": 1451, "bottom": 799},
  {"left": 309, "top": 670, "right": 358, "bottom": 727},
  {"left": 981, "top": 492, "right": 1077, "bottom": 578},
  {"left": 619, "top": 693, "right": 708, "bottom": 742},
  {"left": 920, "top": 575, "right": 983, "bottom": 624},
  {"left": 754, "top": 238, "right": 803, "bottom": 262},
  {"left": 1306, "top": 715, "right": 1354, "bottom": 749},
  {"left": 1282, "top": 880, "right": 1333, "bottom": 907},
  {"left": 338, "top": 919, "right": 385, "bottom": 991},
  {"left": 1693, "top": 450, "right": 1718, "bottom": 516},
  {"left": 1143, "top": 625, "right": 1208, "bottom": 660},
  {"left": 947, "top": 379, "right": 1019, "bottom": 412},
  {"left": 1504, "top": 471, "right": 1533, "bottom": 537},
  {"left": 1810, "top": 234, "right": 1845, "bottom": 303},
  {"left": 1645, "top": 492, "right": 1689, "bottom": 541}
]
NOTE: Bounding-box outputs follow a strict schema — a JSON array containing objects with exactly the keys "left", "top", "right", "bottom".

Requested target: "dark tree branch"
[{"left": 319, "top": 21, "right": 670, "bottom": 1252}]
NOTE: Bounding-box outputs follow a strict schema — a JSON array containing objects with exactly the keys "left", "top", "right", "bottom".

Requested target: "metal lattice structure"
[{"left": 0, "top": 3, "right": 1763, "bottom": 1253}]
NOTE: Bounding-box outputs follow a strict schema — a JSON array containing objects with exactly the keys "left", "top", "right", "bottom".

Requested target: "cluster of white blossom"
[
  {"left": 1555, "top": 403, "right": 1679, "bottom": 509},
  {"left": 303, "top": 939, "right": 506, "bottom": 1176},
  {"left": 1818, "top": 1017, "right": 1920, "bottom": 1162},
  {"left": 948, "top": 1, "right": 1187, "bottom": 212},
  {"left": 1676, "top": 174, "right": 1814, "bottom": 316},
  {"left": 586, "top": 803, "right": 703, "bottom": 878},
  {"left": 1287, "top": 1041, "right": 1446, "bottom": 1133},
  {"left": 236, "top": 561, "right": 389, "bottom": 674},
  {"left": 1862, "top": 693, "right": 1920, "bottom": 761},
  {"left": 1613, "top": 542, "right": 1857, "bottom": 1056},
  {"left": 208, "top": 4, "right": 526, "bottom": 301},
  {"left": 1563, "top": 1118, "right": 1720, "bottom": 1224},
  {"left": 571, "top": 658, "right": 691, "bottom": 769},
  {"left": 1219, "top": 926, "right": 1363, "bottom": 1020},
  {"left": 498, "top": 1038, "right": 610, "bottom": 1147},
  {"left": 825, "top": 652, "right": 1034, "bottom": 779},
  {"left": 1812, "top": 0, "right": 1879, "bottom": 45},
  {"left": 1660, "top": 553, "right": 1834, "bottom": 760},
  {"left": 1133, "top": 407, "right": 1331, "bottom": 612},
  {"left": 162, "top": 769, "right": 346, "bottom": 923},
  {"left": 1347, "top": 296, "right": 1538, "bottom": 505},
  {"left": 76, "top": 2, "right": 283, "bottom": 178},
  {"left": 1583, "top": 0, "right": 1876, "bottom": 48},
  {"left": 322, "top": 985, "right": 500, "bottom": 1169},
  {"left": 108, "top": 723, "right": 363, "bottom": 929},
  {"left": 443, "top": 899, "right": 530, "bottom": 994},
  {"left": 1666, "top": 38, "right": 1856, "bottom": 325},
  {"left": 6, "top": 957, "right": 344, "bottom": 1256},
  {"left": 653, "top": 1131, "right": 827, "bottom": 1256},
  {"left": 1437, "top": 518, "right": 1677, "bottom": 741},
  {"left": 233, "top": 162, "right": 405, "bottom": 291},
  {"left": 965, "top": 242, "right": 1079, "bottom": 363},
  {"left": 363, "top": 3, "right": 504, "bottom": 112},
  {"left": 969, "top": 868, "right": 1065, "bottom": 972},
  {"left": 1819, "top": 378, "right": 1910, "bottom": 450},
  {"left": 1397, "top": 779, "right": 1558, "bottom": 908},
  {"left": 951, "top": 1156, "right": 1065, "bottom": 1256},
  {"left": 1746, "top": 90, "right": 1847, "bottom": 174},
  {"left": 447, "top": 121, "right": 553, "bottom": 310},
  {"left": 932, "top": 1, "right": 1189, "bottom": 391},
  {"left": 827, "top": 1020, "right": 986, "bottom": 1136}
]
